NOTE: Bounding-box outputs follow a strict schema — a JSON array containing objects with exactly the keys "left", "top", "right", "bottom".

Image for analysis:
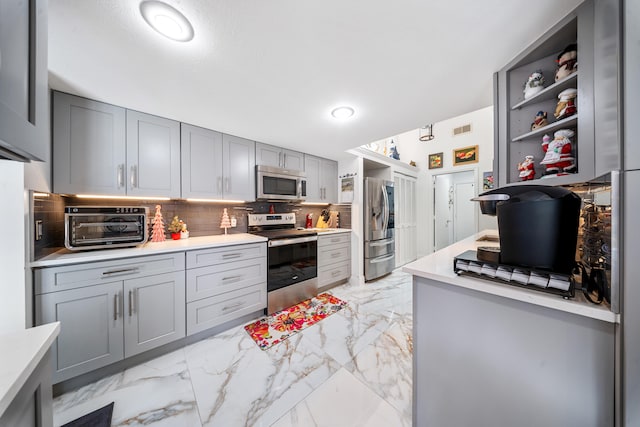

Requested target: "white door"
[{"left": 433, "top": 170, "right": 476, "bottom": 251}]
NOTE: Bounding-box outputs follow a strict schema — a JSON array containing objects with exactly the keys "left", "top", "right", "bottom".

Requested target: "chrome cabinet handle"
[
  {"left": 225, "top": 177, "right": 230, "bottom": 193},
  {"left": 279, "top": 152, "right": 283, "bottom": 167},
  {"left": 222, "top": 253, "right": 242, "bottom": 259},
  {"left": 117, "top": 164, "right": 124, "bottom": 188},
  {"left": 114, "top": 294, "right": 118, "bottom": 320},
  {"left": 102, "top": 267, "right": 140, "bottom": 277},
  {"left": 222, "top": 301, "right": 244, "bottom": 312},
  {"left": 217, "top": 177, "right": 222, "bottom": 194},
  {"left": 331, "top": 252, "right": 341, "bottom": 258},
  {"left": 222, "top": 275, "right": 242, "bottom": 282},
  {"left": 130, "top": 165, "right": 138, "bottom": 188},
  {"left": 283, "top": 153, "right": 287, "bottom": 167},
  {"left": 129, "top": 290, "right": 134, "bottom": 317}
]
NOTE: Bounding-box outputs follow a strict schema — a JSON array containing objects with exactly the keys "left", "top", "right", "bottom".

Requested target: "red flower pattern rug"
[{"left": 244, "top": 293, "right": 348, "bottom": 350}]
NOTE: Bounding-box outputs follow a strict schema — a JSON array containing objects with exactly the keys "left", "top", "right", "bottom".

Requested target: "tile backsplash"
[{"left": 31, "top": 194, "right": 352, "bottom": 260}]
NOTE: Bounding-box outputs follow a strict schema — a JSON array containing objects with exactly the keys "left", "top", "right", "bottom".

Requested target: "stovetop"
[{"left": 247, "top": 213, "right": 317, "bottom": 240}]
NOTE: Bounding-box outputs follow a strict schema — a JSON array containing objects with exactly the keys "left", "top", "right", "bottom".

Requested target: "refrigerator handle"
[{"left": 381, "top": 184, "right": 389, "bottom": 234}]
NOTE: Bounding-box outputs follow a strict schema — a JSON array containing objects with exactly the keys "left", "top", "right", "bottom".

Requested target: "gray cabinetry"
[
  {"left": 181, "top": 123, "right": 224, "bottom": 199},
  {"left": 222, "top": 134, "right": 256, "bottom": 201},
  {"left": 186, "top": 243, "right": 266, "bottom": 335},
  {"left": 53, "top": 92, "right": 126, "bottom": 195},
  {"left": 0, "top": 0, "right": 48, "bottom": 162},
  {"left": 34, "top": 252, "right": 186, "bottom": 383},
  {"left": 126, "top": 110, "right": 181, "bottom": 198},
  {"left": 53, "top": 92, "right": 180, "bottom": 198},
  {"left": 318, "top": 233, "right": 351, "bottom": 289},
  {"left": 181, "top": 124, "right": 255, "bottom": 201},
  {"left": 304, "top": 154, "right": 338, "bottom": 203},
  {"left": 494, "top": 0, "right": 602, "bottom": 187},
  {"left": 255, "top": 142, "right": 304, "bottom": 171}
]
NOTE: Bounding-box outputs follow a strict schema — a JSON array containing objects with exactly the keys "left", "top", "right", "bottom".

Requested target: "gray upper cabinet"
[
  {"left": 53, "top": 92, "right": 126, "bottom": 195},
  {"left": 126, "top": 110, "right": 181, "bottom": 198},
  {"left": 0, "top": 0, "right": 48, "bottom": 162},
  {"left": 494, "top": 0, "right": 600, "bottom": 187},
  {"left": 181, "top": 123, "right": 224, "bottom": 199},
  {"left": 223, "top": 134, "right": 256, "bottom": 201},
  {"left": 53, "top": 92, "right": 180, "bottom": 197},
  {"left": 255, "top": 142, "right": 304, "bottom": 171},
  {"left": 304, "top": 154, "right": 338, "bottom": 203}
]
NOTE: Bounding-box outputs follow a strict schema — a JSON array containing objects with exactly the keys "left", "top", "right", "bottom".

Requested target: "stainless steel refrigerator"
[{"left": 364, "top": 177, "right": 395, "bottom": 281}]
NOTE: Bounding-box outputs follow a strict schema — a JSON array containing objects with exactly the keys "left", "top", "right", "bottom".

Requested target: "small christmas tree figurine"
[
  {"left": 220, "top": 208, "right": 231, "bottom": 235},
  {"left": 150, "top": 205, "right": 166, "bottom": 242}
]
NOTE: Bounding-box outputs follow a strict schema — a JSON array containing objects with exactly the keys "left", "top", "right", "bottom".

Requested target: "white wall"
[
  {"left": 368, "top": 106, "right": 497, "bottom": 257},
  {"left": 0, "top": 160, "right": 26, "bottom": 333}
]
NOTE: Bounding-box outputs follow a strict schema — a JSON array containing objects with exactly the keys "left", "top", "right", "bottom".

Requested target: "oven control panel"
[{"left": 248, "top": 213, "right": 296, "bottom": 226}]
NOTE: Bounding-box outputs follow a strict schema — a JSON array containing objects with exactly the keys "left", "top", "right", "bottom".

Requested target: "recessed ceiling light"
[
  {"left": 331, "top": 106, "right": 355, "bottom": 120},
  {"left": 140, "top": 1, "right": 194, "bottom": 42}
]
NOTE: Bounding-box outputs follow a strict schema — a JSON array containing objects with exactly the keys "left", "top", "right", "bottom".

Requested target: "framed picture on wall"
[
  {"left": 428, "top": 152, "right": 443, "bottom": 169},
  {"left": 483, "top": 171, "right": 494, "bottom": 190},
  {"left": 453, "top": 145, "right": 479, "bottom": 166}
]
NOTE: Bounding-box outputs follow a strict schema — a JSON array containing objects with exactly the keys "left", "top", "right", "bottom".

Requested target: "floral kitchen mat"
[{"left": 244, "top": 293, "right": 348, "bottom": 350}]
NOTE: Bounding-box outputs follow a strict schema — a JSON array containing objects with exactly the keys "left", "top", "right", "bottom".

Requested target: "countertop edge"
[
  {"left": 0, "top": 322, "right": 60, "bottom": 417},
  {"left": 403, "top": 231, "right": 619, "bottom": 324}
]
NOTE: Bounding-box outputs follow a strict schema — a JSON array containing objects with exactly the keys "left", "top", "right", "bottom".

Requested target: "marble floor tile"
[
  {"left": 270, "top": 368, "right": 404, "bottom": 427},
  {"left": 52, "top": 268, "right": 413, "bottom": 427}
]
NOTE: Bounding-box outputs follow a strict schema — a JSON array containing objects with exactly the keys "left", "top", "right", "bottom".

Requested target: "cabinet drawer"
[
  {"left": 186, "top": 283, "right": 266, "bottom": 336},
  {"left": 35, "top": 252, "right": 185, "bottom": 295},
  {"left": 319, "top": 260, "right": 351, "bottom": 285},
  {"left": 186, "top": 243, "right": 266, "bottom": 269},
  {"left": 318, "top": 244, "right": 350, "bottom": 266},
  {"left": 318, "top": 233, "right": 350, "bottom": 247},
  {"left": 186, "top": 257, "right": 266, "bottom": 302}
]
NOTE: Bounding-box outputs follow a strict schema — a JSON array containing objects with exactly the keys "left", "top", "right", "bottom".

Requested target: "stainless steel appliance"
[
  {"left": 364, "top": 178, "right": 395, "bottom": 281},
  {"left": 65, "top": 206, "right": 149, "bottom": 251},
  {"left": 247, "top": 213, "right": 317, "bottom": 314},
  {"left": 256, "top": 165, "right": 307, "bottom": 201}
]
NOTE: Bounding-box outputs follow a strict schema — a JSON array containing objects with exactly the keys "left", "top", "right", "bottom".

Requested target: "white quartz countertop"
[
  {"left": 30, "top": 234, "right": 268, "bottom": 268},
  {"left": 403, "top": 230, "right": 618, "bottom": 323},
  {"left": 0, "top": 322, "right": 60, "bottom": 417}
]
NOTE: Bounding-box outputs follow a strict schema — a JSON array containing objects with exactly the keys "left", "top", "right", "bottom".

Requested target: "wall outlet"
[{"left": 230, "top": 216, "right": 237, "bottom": 227}]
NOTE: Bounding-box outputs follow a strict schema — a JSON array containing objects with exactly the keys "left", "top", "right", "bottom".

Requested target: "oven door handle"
[{"left": 268, "top": 236, "right": 318, "bottom": 247}]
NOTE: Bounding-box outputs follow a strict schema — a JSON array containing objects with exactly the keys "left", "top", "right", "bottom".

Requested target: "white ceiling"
[{"left": 48, "top": 0, "right": 584, "bottom": 161}]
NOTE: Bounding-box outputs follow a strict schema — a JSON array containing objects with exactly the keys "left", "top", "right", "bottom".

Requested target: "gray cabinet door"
[
  {"left": 303, "top": 154, "right": 322, "bottom": 202},
  {"left": 322, "top": 159, "right": 338, "bottom": 203},
  {"left": 255, "top": 142, "right": 281, "bottom": 167},
  {"left": 223, "top": 134, "right": 255, "bottom": 201},
  {"left": 0, "top": 0, "right": 47, "bottom": 162},
  {"left": 282, "top": 149, "right": 304, "bottom": 170},
  {"left": 52, "top": 92, "right": 126, "bottom": 195},
  {"left": 181, "top": 123, "right": 224, "bottom": 199},
  {"left": 126, "top": 110, "right": 181, "bottom": 198},
  {"left": 35, "top": 282, "right": 124, "bottom": 383},
  {"left": 123, "top": 271, "right": 185, "bottom": 358}
]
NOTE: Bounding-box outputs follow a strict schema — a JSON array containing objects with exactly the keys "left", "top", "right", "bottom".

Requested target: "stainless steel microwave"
[
  {"left": 256, "top": 165, "right": 307, "bottom": 201},
  {"left": 65, "top": 206, "right": 149, "bottom": 251}
]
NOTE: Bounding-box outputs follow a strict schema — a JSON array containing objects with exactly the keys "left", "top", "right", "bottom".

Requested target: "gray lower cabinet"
[
  {"left": 304, "top": 154, "right": 338, "bottom": 203},
  {"left": 35, "top": 253, "right": 186, "bottom": 383},
  {"left": 318, "top": 233, "right": 351, "bottom": 288},
  {"left": 186, "top": 243, "right": 267, "bottom": 335}
]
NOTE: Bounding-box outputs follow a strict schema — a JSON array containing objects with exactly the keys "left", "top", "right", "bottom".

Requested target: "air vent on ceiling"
[{"left": 453, "top": 123, "right": 472, "bottom": 136}]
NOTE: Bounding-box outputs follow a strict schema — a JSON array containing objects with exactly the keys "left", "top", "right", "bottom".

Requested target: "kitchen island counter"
[
  {"left": 403, "top": 230, "right": 617, "bottom": 323},
  {"left": 31, "top": 234, "right": 268, "bottom": 268}
]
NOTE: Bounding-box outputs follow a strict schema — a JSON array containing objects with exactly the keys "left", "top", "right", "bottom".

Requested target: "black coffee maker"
[{"left": 473, "top": 185, "right": 582, "bottom": 274}]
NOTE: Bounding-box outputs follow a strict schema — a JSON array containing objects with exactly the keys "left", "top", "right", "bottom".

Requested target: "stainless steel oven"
[
  {"left": 65, "top": 206, "right": 149, "bottom": 251},
  {"left": 248, "top": 213, "right": 317, "bottom": 314},
  {"left": 256, "top": 165, "right": 307, "bottom": 201}
]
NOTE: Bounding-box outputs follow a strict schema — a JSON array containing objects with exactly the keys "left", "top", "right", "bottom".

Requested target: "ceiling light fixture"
[
  {"left": 419, "top": 124, "right": 434, "bottom": 141},
  {"left": 139, "top": 1, "right": 194, "bottom": 42},
  {"left": 331, "top": 106, "right": 355, "bottom": 120}
]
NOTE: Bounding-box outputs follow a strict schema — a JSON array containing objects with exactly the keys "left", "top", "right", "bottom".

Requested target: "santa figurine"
[
  {"left": 517, "top": 155, "right": 536, "bottom": 181},
  {"left": 530, "top": 111, "right": 548, "bottom": 131},
  {"left": 540, "top": 130, "right": 576, "bottom": 176},
  {"left": 554, "top": 88, "right": 577, "bottom": 119},
  {"left": 555, "top": 44, "right": 577, "bottom": 81}
]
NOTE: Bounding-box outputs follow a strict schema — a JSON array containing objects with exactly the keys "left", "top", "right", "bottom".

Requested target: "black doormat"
[{"left": 61, "top": 402, "right": 114, "bottom": 427}]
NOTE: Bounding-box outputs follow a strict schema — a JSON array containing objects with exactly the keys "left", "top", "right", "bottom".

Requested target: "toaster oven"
[{"left": 65, "top": 206, "right": 149, "bottom": 251}]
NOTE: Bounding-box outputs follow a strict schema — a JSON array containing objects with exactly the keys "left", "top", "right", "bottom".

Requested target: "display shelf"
[
  {"left": 511, "top": 114, "right": 578, "bottom": 142},
  {"left": 511, "top": 72, "right": 578, "bottom": 110}
]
